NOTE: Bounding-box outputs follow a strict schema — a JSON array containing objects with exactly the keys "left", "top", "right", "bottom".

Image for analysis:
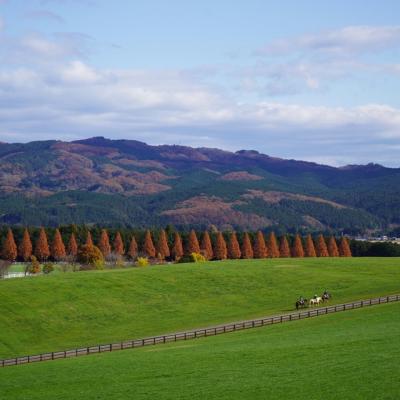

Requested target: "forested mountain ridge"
[{"left": 0, "top": 136, "right": 399, "bottom": 234}]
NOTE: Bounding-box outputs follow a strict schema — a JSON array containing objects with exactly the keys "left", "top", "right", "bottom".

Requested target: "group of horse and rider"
[{"left": 295, "top": 291, "right": 331, "bottom": 310}]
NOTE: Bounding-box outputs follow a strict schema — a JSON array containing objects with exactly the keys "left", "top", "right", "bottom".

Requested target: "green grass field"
[
  {"left": 1, "top": 301, "right": 399, "bottom": 400},
  {"left": 0, "top": 257, "right": 399, "bottom": 359}
]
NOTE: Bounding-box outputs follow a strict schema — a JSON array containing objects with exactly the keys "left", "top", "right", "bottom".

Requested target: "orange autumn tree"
[
  {"left": 227, "top": 232, "right": 241, "bottom": 259},
  {"left": 171, "top": 232, "right": 184, "bottom": 261},
  {"left": 2, "top": 228, "right": 17, "bottom": 261},
  {"left": 304, "top": 234, "right": 317, "bottom": 257},
  {"left": 200, "top": 231, "right": 213, "bottom": 260},
  {"left": 253, "top": 231, "right": 268, "bottom": 258},
  {"left": 279, "top": 236, "right": 291, "bottom": 258},
  {"left": 143, "top": 230, "right": 156, "bottom": 258},
  {"left": 291, "top": 234, "right": 304, "bottom": 258},
  {"left": 339, "top": 237, "right": 352, "bottom": 257},
  {"left": 267, "top": 232, "right": 280, "bottom": 258},
  {"left": 85, "top": 231, "right": 94, "bottom": 247},
  {"left": 127, "top": 235, "right": 138, "bottom": 260},
  {"left": 35, "top": 227, "right": 50, "bottom": 261},
  {"left": 241, "top": 232, "right": 254, "bottom": 259},
  {"left": 68, "top": 233, "right": 78, "bottom": 258},
  {"left": 52, "top": 228, "right": 66, "bottom": 261},
  {"left": 315, "top": 234, "right": 329, "bottom": 257},
  {"left": 98, "top": 229, "right": 111, "bottom": 258},
  {"left": 186, "top": 230, "right": 200, "bottom": 255},
  {"left": 18, "top": 228, "right": 33, "bottom": 262},
  {"left": 214, "top": 232, "right": 227, "bottom": 260},
  {"left": 113, "top": 231, "right": 125, "bottom": 257},
  {"left": 156, "top": 229, "right": 170, "bottom": 260},
  {"left": 328, "top": 236, "right": 339, "bottom": 257}
]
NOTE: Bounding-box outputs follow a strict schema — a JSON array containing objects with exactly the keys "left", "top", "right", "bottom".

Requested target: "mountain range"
[{"left": 0, "top": 136, "right": 399, "bottom": 234}]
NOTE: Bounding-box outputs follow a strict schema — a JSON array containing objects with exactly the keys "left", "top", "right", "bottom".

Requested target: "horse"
[
  {"left": 295, "top": 298, "right": 308, "bottom": 310},
  {"left": 309, "top": 297, "right": 322, "bottom": 306},
  {"left": 322, "top": 292, "right": 331, "bottom": 302}
]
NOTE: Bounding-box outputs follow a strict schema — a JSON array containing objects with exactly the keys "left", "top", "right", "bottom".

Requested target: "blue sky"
[{"left": 1, "top": 0, "right": 400, "bottom": 166}]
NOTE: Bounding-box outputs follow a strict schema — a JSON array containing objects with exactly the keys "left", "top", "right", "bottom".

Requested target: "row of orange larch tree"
[{"left": 0, "top": 227, "right": 352, "bottom": 262}]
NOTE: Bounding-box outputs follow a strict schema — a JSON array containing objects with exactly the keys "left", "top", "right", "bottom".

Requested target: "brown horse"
[{"left": 295, "top": 298, "right": 308, "bottom": 310}]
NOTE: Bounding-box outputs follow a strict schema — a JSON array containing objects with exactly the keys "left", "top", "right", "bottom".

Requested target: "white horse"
[{"left": 309, "top": 297, "right": 322, "bottom": 306}]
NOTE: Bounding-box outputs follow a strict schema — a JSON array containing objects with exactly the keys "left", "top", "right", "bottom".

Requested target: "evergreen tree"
[
  {"left": 98, "top": 229, "right": 111, "bottom": 258},
  {"left": 304, "top": 234, "right": 317, "bottom": 257},
  {"left": 200, "top": 231, "right": 213, "bottom": 260},
  {"left": 186, "top": 229, "right": 200, "bottom": 255},
  {"left": 241, "top": 232, "right": 254, "bottom": 259},
  {"left": 86, "top": 231, "right": 93, "bottom": 247},
  {"left": 52, "top": 228, "right": 66, "bottom": 261},
  {"left": 68, "top": 233, "right": 78, "bottom": 258},
  {"left": 18, "top": 228, "right": 33, "bottom": 262},
  {"left": 339, "top": 237, "right": 352, "bottom": 257},
  {"left": 315, "top": 234, "right": 329, "bottom": 257},
  {"left": 113, "top": 231, "right": 125, "bottom": 256},
  {"left": 171, "top": 232, "right": 184, "bottom": 261},
  {"left": 328, "top": 236, "right": 339, "bottom": 257},
  {"left": 156, "top": 229, "right": 170, "bottom": 260},
  {"left": 2, "top": 228, "right": 17, "bottom": 261},
  {"left": 143, "top": 230, "right": 156, "bottom": 258},
  {"left": 267, "top": 232, "right": 280, "bottom": 258},
  {"left": 253, "top": 231, "right": 268, "bottom": 258},
  {"left": 127, "top": 235, "right": 138, "bottom": 260},
  {"left": 291, "top": 234, "right": 304, "bottom": 258},
  {"left": 214, "top": 232, "right": 227, "bottom": 260},
  {"left": 227, "top": 232, "right": 241, "bottom": 259},
  {"left": 35, "top": 227, "right": 50, "bottom": 261},
  {"left": 279, "top": 236, "right": 291, "bottom": 258}
]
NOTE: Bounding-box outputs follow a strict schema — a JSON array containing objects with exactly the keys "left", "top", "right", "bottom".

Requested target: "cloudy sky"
[{"left": 0, "top": 0, "right": 400, "bottom": 166}]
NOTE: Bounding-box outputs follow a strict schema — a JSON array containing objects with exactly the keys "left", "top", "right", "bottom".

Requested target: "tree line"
[{"left": 0, "top": 226, "right": 352, "bottom": 263}]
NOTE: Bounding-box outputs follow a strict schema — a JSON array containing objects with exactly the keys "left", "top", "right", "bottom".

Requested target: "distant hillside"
[{"left": 0, "top": 136, "right": 399, "bottom": 234}]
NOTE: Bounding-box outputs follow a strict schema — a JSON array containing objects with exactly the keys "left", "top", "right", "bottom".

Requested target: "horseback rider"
[{"left": 314, "top": 294, "right": 318, "bottom": 299}]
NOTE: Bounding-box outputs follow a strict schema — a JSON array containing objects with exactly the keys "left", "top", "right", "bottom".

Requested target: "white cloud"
[
  {"left": 0, "top": 23, "right": 399, "bottom": 166},
  {"left": 245, "top": 26, "right": 400, "bottom": 97},
  {"left": 0, "top": 60, "right": 399, "bottom": 166},
  {"left": 258, "top": 25, "right": 400, "bottom": 56}
]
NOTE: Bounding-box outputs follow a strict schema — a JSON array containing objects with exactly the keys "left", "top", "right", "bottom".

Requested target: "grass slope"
[
  {"left": 1, "top": 302, "right": 399, "bottom": 400},
  {"left": 0, "top": 258, "right": 399, "bottom": 359}
]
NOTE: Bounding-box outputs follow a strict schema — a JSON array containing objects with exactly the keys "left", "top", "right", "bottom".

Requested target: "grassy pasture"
[
  {"left": 0, "top": 257, "right": 399, "bottom": 359},
  {"left": 0, "top": 301, "right": 399, "bottom": 399}
]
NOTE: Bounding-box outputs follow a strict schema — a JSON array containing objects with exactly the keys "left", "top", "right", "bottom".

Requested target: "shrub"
[
  {"left": 191, "top": 252, "right": 206, "bottom": 263},
  {"left": 43, "top": 263, "right": 55, "bottom": 274},
  {"left": 136, "top": 257, "right": 149, "bottom": 267},
  {"left": 77, "top": 244, "right": 104, "bottom": 269},
  {"left": 177, "top": 252, "right": 206, "bottom": 263},
  {"left": 26, "top": 256, "right": 41, "bottom": 274}
]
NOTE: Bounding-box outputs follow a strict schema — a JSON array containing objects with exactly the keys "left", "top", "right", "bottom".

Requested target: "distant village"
[{"left": 354, "top": 236, "right": 400, "bottom": 244}]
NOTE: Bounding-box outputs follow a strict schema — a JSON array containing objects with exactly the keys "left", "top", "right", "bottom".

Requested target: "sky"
[{"left": 0, "top": 0, "right": 400, "bottom": 167}]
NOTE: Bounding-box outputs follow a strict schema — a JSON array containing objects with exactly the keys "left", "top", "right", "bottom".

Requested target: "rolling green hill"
[
  {"left": 1, "top": 301, "right": 399, "bottom": 400},
  {"left": 0, "top": 257, "right": 399, "bottom": 359},
  {"left": 1, "top": 137, "right": 399, "bottom": 233}
]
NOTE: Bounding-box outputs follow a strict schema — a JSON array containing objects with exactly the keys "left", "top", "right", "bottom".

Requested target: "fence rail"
[{"left": 1, "top": 294, "right": 399, "bottom": 368}]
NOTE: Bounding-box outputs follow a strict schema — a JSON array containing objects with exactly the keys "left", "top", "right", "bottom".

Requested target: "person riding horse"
[
  {"left": 296, "top": 296, "right": 307, "bottom": 310},
  {"left": 322, "top": 290, "right": 331, "bottom": 302}
]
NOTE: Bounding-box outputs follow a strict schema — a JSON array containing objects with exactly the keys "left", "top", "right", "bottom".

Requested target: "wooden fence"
[{"left": 1, "top": 294, "right": 399, "bottom": 368}]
